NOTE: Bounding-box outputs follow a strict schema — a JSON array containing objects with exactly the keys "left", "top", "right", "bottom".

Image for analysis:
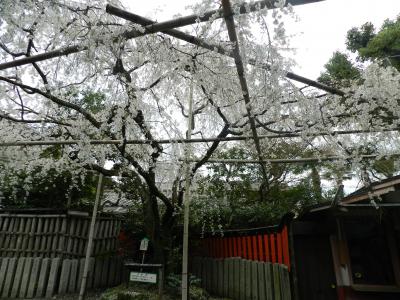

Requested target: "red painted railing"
[{"left": 198, "top": 225, "right": 290, "bottom": 270}]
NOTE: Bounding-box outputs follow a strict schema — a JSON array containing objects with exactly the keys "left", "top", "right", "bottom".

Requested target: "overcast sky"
[{"left": 122, "top": 0, "right": 400, "bottom": 79}]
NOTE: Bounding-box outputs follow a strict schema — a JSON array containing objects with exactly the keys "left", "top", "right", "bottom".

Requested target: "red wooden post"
[
  {"left": 282, "top": 226, "right": 290, "bottom": 270},
  {"left": 270, "top": 234, "right": 276, "bottom": 263},
  {"left": 247, "top": 236, "right": 253, "bottom": 260},
  {"left": 263, "top": 234, "right": 270, "bottom": 262},
  {"left": 277, "top": 232, "right": 283, "bottom": 264},
  {"left": 258, "top": 235, "right": 264, "bottom": 261},
  {"left": 233, "top": 237, "right": 238, "bottom": 257},
  {"left": 228, "top": 237, "right": 233, "bottom": 257},
  {"left": 224, "top": 238, "right": 229, "bottom": 258},
  {"left": 252, "top": 235, "right": 258, "bottom": 261},
  {"left": 237, "top": 237, "right": 242, "bottom": 257},
  {"left": 211, "top": 238, "right": 217, "bottom": 257},
  {"left": 242, "top": 236, "right": 247, "bottom": 258}
]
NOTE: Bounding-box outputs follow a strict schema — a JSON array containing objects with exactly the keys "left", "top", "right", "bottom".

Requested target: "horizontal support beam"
[
  {"left": 0, "top": 128, "right": 398, "bottom": 147},
  {"left": 187, "top": 153, "right": 400, "bottom": 164}
]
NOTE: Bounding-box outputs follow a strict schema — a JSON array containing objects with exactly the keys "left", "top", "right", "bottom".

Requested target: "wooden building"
[
  {"left": 292, "top": 177, "right": 400, "bottom": 300},
  {"left": 195, "top": 176, "right": 400, "bottom": 300}
]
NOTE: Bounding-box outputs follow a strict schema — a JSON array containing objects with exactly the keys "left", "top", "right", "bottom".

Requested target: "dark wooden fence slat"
[
  {"left": 228, "top": 258, "right": 234, "bottom": 299},
  {"left": 273, "top": 263, "right": 282, "bottom": 300},
  {"left": 2, "top": 257, "right": 17, "bottom": 298},
  {"left": 35, "top": 257, "right": 50, "bottom": 298},
  {"left": 68, "top": 259, "right": 78, "bottom": 293},
  {"left": 19, "top": 257, "right": 33, "bottom": 298},
  {"left": 46, "top": 257, "right": 61, "bottom": 298},
  {"left": 223, "top": 258, "right": 229, "bottom": 297},
  {"left": 257, "top": 261, "right": 266, "bottom": 300},
  {"left": 58, "top": 259, "right": 71, "bottom": 294},
  {"left": 239, "top": 258, "right": 246, "bottom": 300},
  {"left": 26, "top": 257, "right": 42, "bottom": 298},
  {"left": 0, "top": 257, "right": 9, "bottom": 296}
]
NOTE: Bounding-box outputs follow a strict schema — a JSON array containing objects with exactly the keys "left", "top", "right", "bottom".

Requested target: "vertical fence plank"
[
  {"left": 15, "top": 218, "right": 26, "bottom": 256},
  {"left": 66, "top": 218, "right": 76, "bottom": 258},
  {"left": 101, "top": 257, "right": 110, "bottom": 287},
  {"left": 107, "top": 256, "right": 117, "bottom": 287},
  {"left": 257, "top": 262, "right": 266, "bottom": 300},
  {"left": 68, "top": 259, "right": 78, "bottom": 293},
  {"left": 58, "top": 259, "right": 71, "bottom": 294},
  {"left": 239, "top": 258, "right": 246, "bottom": 300},
  {"left": 80, "top": 219, "right": 89, "bottom": 256},
  {"left": 228, "top": 258, "right": 235, "bottom": 299},
  {"left": 28, "top": 217, "right": 37, "bottom": 257},
  {"left": 19, "top": 257, "right": 33, "bottom": 298},
  {"left": 244, "top": 259, "right": 251, "bottom": 299},
  {"left": 265, "top": 262, "right": 273, "bottom": 300},
  {"left": 46, "top": 257, "right": 61, "bottom": 298},
  {"left": 210, "top": 257, "right": 217, "bottom": 294},
  {"left": 233, "top": 258, "right": 240, "bottom": 299},
  {"left": 58, "top": 217, "right": 67, "bottom": 258},
  {"left": 21, "top": 218, "right": 32, "bottom": 257},
  {"left": 0, "top": 258, "right": 9, "bottom": 296},
  {"left": 273, "top": 264, "right": 282, "bottom": 300},
  {"left": 280, "top": 266, "right": 291, "bottom": 300},
  {"left": 4, "top": 218, "right": 14, "bottom": 256},
  {"left": 9, "top": 218, "right": 19, "bottom": 256},
  {"left": 217, "top": 259, "right": 224, "bottom": 296},
  {"left": 11, "top": 257, "right": 26, "bottom": 298},
  {"left": 222, "top": 258, "right": 228, "bottom": 297},
  {"left": 0, "top": 217, "right": 6, "bottom": 252},
  {"left": 40, "top": 218, "right": 49, "bottom": 257},
  {"left": 251, "top": 260, "right": 259, "bottom": 300},
  {"left": 3, "top": 257, "right": 17, "bottom": 298},
  {"left": 26, "top": 257, "right": 41, "bottom": 298},
  {"left": 33, "top": 218, "right": 42, "bottom": 258},
  {"left": 93, "top": 258, "right": 103, "bottom": 288}
]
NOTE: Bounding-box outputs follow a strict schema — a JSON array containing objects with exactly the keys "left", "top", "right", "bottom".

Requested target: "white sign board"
[
  {"left": 140, "top": 238, "right": 149, "bottom": 251},
  {"left": 129, "top": 271, "right": 157, "bottom": 283}
]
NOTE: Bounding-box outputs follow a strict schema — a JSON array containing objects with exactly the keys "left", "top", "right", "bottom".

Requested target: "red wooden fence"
[{"left": 197, "top": 225, "right": 290, "bottom": 270}]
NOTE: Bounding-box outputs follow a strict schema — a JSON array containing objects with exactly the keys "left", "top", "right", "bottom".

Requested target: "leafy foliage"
[
  {"left": 346, "top": 17, "right": 400, "bottom": 70},
  {"left": 318, "top": 51, "right": 361, "bottom": 87}
]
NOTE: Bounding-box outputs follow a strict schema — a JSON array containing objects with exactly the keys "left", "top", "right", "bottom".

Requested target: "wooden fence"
[
  {"left": 0, "top": 256, "right": 124, "bottom": 298},
  {"left": 192, "top": 257, "right": 291, "bottom": 300},
  {"left": 195, "top": 225, "right": 291, "bottom": 270},
  {"left": 0, "top": 211, "right": 121, "bottom": 258}
]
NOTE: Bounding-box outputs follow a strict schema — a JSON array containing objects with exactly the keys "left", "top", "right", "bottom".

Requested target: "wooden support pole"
[{"left": 78, "top": 173, "right": 103, "bottom": 300}]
